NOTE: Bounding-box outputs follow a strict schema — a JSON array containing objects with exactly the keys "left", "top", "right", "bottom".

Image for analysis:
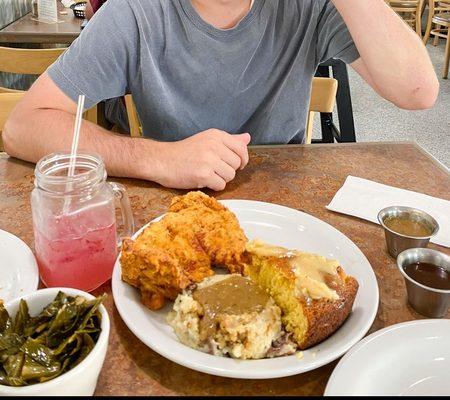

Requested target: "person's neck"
[{"left": 190, "top": 0, "right": 253, "bottom": 29}]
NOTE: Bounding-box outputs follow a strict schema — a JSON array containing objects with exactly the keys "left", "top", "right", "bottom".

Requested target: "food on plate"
[
  {"left": 0, "top": 292, "right": 105, "bottom": 387},
  {"left": 121, "top": 191, "right": 360, "bottom": 357},
  {"left": 121, "top": 191, "right": 247, "bottom": 310},
  {"left": 243, "top": 240, "right": 359, "bottom": 349},
  {"left": 167, "top": 274, "right": 297, "bottom": 359}
]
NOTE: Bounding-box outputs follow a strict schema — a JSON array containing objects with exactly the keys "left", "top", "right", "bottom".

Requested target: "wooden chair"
[
  {"left": 124, "top": 94, "right": 142, "bottom": 138},
  {"left": 0, "top": 93, "right": 25, "bottom": 151},
  {"left": 305, "top": 77, "right": 338, "bottom": 144},
  {"left": 387, "top": 1, "right": 424, "bottom": 36},
  {"left": 423, "top": 0, "right": 450, "bottom": 78},
  {"left": 0, "top": 46, "right": 98, "bottom": 122},
  {"left": 124, "top": 77, "right": 338, "bottom": 144}
]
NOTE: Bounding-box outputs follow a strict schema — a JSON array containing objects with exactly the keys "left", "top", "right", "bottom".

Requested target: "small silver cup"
[
  {"left": 377, "top": 206, "right": 439, "bottom": 258},
  {"left": 397, "top": 248, "right": 450, "bottom": 318}
]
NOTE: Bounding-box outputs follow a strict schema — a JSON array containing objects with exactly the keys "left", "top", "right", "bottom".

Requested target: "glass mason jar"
[{"left": 31, "top": 152, "right": 134, "bottom": 292}]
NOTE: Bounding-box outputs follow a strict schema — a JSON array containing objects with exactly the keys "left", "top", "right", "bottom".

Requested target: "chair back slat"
[
  {"left": 306, "top": 77, "right": 338, "bottom": 144},
  {"left": 0, "top": 47, "right": 65, "bottom": 75},
  {"left": 309, "top": 77, "right": 338, "bottom": 113},
  {"left": 0, "top": 46, "right": 98, "bottom": 126}
]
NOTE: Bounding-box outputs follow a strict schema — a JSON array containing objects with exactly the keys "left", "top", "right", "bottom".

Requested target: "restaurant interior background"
[
  {"left": 0, "top": 0, "right": 449, "bottom": 166},
  {"left": 0, "top": 0, "right": 449, "bottom": 396}
]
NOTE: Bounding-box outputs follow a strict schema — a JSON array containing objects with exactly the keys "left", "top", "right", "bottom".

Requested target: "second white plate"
[
  {"left": 0, "top": 229, "right": 39, "bottom": 303},
  {"left": 112, "top": 200, "right": 379, "bottom": 379},
  {"left": 325, "top": 319, "right": 450, "bottom": 396}
]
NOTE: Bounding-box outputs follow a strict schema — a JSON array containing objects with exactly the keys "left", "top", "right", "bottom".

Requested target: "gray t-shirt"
[{"left": 48, "top": 0, "right": 359, "bottom": 144}]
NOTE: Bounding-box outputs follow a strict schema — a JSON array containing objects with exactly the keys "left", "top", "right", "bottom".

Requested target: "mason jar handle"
[{"left": 108, "top": 182, "right": 135, "bottom": 245}]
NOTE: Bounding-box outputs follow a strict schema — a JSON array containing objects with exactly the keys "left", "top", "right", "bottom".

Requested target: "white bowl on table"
[{"left": 0, "top": 288, "right": 110, "bottom": 396}]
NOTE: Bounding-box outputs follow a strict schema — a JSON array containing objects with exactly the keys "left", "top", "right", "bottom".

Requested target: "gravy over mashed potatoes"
[{"left": 167, "top": 275, "right": 297, "bottom": 359}]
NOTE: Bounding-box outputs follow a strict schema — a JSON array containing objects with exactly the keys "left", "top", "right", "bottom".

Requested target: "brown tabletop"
[
  {"left": 0, "top": 3, "right": 81, "bottom": 44},
  {"left": 0, "top": 141, "right": 449, "bottom": 396}
]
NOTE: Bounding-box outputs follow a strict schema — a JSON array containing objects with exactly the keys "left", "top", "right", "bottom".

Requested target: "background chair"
[
  {"left": 315, "top": 59, "right": 356, "bottom": 143},
  {"left": 0, "top": 46, "right": 98, "bottom": 122},
  {"left": 306, "top": 77, "right": 338, "bottom": 144},
  {"left": 124, "top": 77, "right": 339, "bottom": 145},
  {"left": 124, "top": 94, "right": 142, "bottom": 138},
  {"left": 0, "top": 92, "right": 25, "bottom": 151},
  {"left": 423, "top": 0, "right": 450, "bottom": 78},
  {"left": 387, "top": 0, "right": 424, "bottom": 36}
]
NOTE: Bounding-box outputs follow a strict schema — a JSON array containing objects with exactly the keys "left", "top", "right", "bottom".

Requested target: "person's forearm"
[
  {"left": 3, "top": 108, "right": 163, "bottom": 181},
  {"left": 332, "top": 0, "right": 438, "bottom": 108}
]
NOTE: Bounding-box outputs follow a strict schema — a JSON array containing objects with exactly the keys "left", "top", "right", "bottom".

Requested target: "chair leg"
[
  {"left": 433, "top": 24, "right": 440, "bottom": 45},
  {"left": 443, "top": 34, "right": 450, "bottom": 79},
  {"left": 423, "top": 8, "right": 433, "bottom": 44},
  {"left": 415, "top": 9, "right": 422, "bottom": 37},
  {"left": 305, "top": 111, "right": 314, "bottom": 144}
]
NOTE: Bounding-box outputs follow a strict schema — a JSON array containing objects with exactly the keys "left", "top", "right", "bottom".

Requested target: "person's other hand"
[{"left": 154, "top": 129, "right": 251, "bottom": 191}]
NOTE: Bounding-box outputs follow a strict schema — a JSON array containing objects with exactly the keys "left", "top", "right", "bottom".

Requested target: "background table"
[
  {"left": 0, "top": 2, "right": 81, "bottom": 44},
  {"left": 0, "top": 142, "right": 448, "bottom": 396}
]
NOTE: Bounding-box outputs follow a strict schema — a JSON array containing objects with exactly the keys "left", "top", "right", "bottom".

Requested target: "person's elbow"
[
  {"left": 2, "top": 113, "right": 22, "bottom": 158},
  {"left": 394, "top": 76, "right": 439, "bottom": 110}
]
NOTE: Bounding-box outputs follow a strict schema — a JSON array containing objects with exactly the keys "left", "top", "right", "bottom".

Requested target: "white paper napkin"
[{"left": 327, "top": 176, "right": 450, "bottom": 248}]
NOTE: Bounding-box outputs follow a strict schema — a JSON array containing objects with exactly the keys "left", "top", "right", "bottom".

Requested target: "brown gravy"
[
  {"left": 384, "top": 216, "right": 432, "bottom": 237},
  {"left": 404, "top": 262, "right": 450, "bottom": 290},
  {"left": 193, "top": 275, "right": 269, "bottom": 340}
]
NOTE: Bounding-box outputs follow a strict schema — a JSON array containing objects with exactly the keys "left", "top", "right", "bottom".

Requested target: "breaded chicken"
[
  {"left": 168, "top": 192, "right": 247, "bottom": 272},
  {"left": 121, "top": 192, "right": 248, "bottom": 310}
]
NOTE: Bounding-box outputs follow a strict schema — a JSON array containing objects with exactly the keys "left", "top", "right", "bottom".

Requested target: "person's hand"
[{"left": 154, "top": 129, "right": 251, "bottom": 191}]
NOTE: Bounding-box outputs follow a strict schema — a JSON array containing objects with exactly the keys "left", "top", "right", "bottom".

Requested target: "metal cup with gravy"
[{"left": 377, "top": 206, "right": 439, "bottom": 258}]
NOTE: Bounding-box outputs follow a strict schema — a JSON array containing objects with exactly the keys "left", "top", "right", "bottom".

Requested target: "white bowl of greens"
[{"left": 0, "top": 288, "right": 109, "bottom": 396}]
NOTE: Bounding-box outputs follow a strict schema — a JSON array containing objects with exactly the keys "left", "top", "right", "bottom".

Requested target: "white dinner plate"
[
  {"left": 325, "top": 319, "right": 450, "bottom": 396},
  {"left": 0, "top": 229, "right": 39, "bottom": 303},
  {"left": 112, "top": 200, "right": 379, "bottom": 379}
]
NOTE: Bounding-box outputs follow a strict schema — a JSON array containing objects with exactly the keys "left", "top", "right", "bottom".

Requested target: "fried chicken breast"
[{"left": 121, "top": 192, "right": 248, "bottom": 310}]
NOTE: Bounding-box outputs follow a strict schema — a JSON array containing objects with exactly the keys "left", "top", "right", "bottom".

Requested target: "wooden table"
[
  {"left": 0, "top": 3, "right": 81, "bottom": 44},
  {"left": 0, "top": 142, "right": 448, "bottom": 396}
]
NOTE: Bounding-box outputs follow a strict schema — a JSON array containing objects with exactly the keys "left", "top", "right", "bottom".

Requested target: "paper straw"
[
  {"left": 68, "top": 95, "right": 85, "bottom": 178},
  {"left": 63, "top": 95, "right": 85, "bottom": 215}
]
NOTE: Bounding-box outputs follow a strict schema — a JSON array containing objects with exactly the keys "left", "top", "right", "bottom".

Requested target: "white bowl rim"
[{"left": 0, "top": 287, "right": 110, "bottom": 394}]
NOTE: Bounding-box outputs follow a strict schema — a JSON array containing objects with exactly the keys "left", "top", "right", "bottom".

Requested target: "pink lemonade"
[{"left": 34, "top": 205, "right": 117, "bottom": 292}]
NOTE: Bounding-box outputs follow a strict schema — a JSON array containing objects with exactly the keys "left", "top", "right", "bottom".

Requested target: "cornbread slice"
[{"left": 243, "top": 240, "right": 359, "bottom": 349}]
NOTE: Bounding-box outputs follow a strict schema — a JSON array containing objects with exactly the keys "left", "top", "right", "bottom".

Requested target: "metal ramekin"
[
  {"left": 377, "top": 206, "right": 439, "bottom": 258},
  {"left": 397, "top": 248, "right": 450, "bottom": 318}
]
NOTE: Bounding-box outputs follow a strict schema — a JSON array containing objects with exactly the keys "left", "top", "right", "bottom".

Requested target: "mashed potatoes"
[{"left": 167, "top": 275, "right": 297, "bottom": 359}]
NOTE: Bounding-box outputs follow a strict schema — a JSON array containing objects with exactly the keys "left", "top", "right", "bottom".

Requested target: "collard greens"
[{"left": 0, "top": 292, "right": 105, "bottom": 386}]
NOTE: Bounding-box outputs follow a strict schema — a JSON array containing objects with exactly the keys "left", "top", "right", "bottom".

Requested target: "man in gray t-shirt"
[{"left": 4, "top": 0, "right": 438, "bottom": 191}]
